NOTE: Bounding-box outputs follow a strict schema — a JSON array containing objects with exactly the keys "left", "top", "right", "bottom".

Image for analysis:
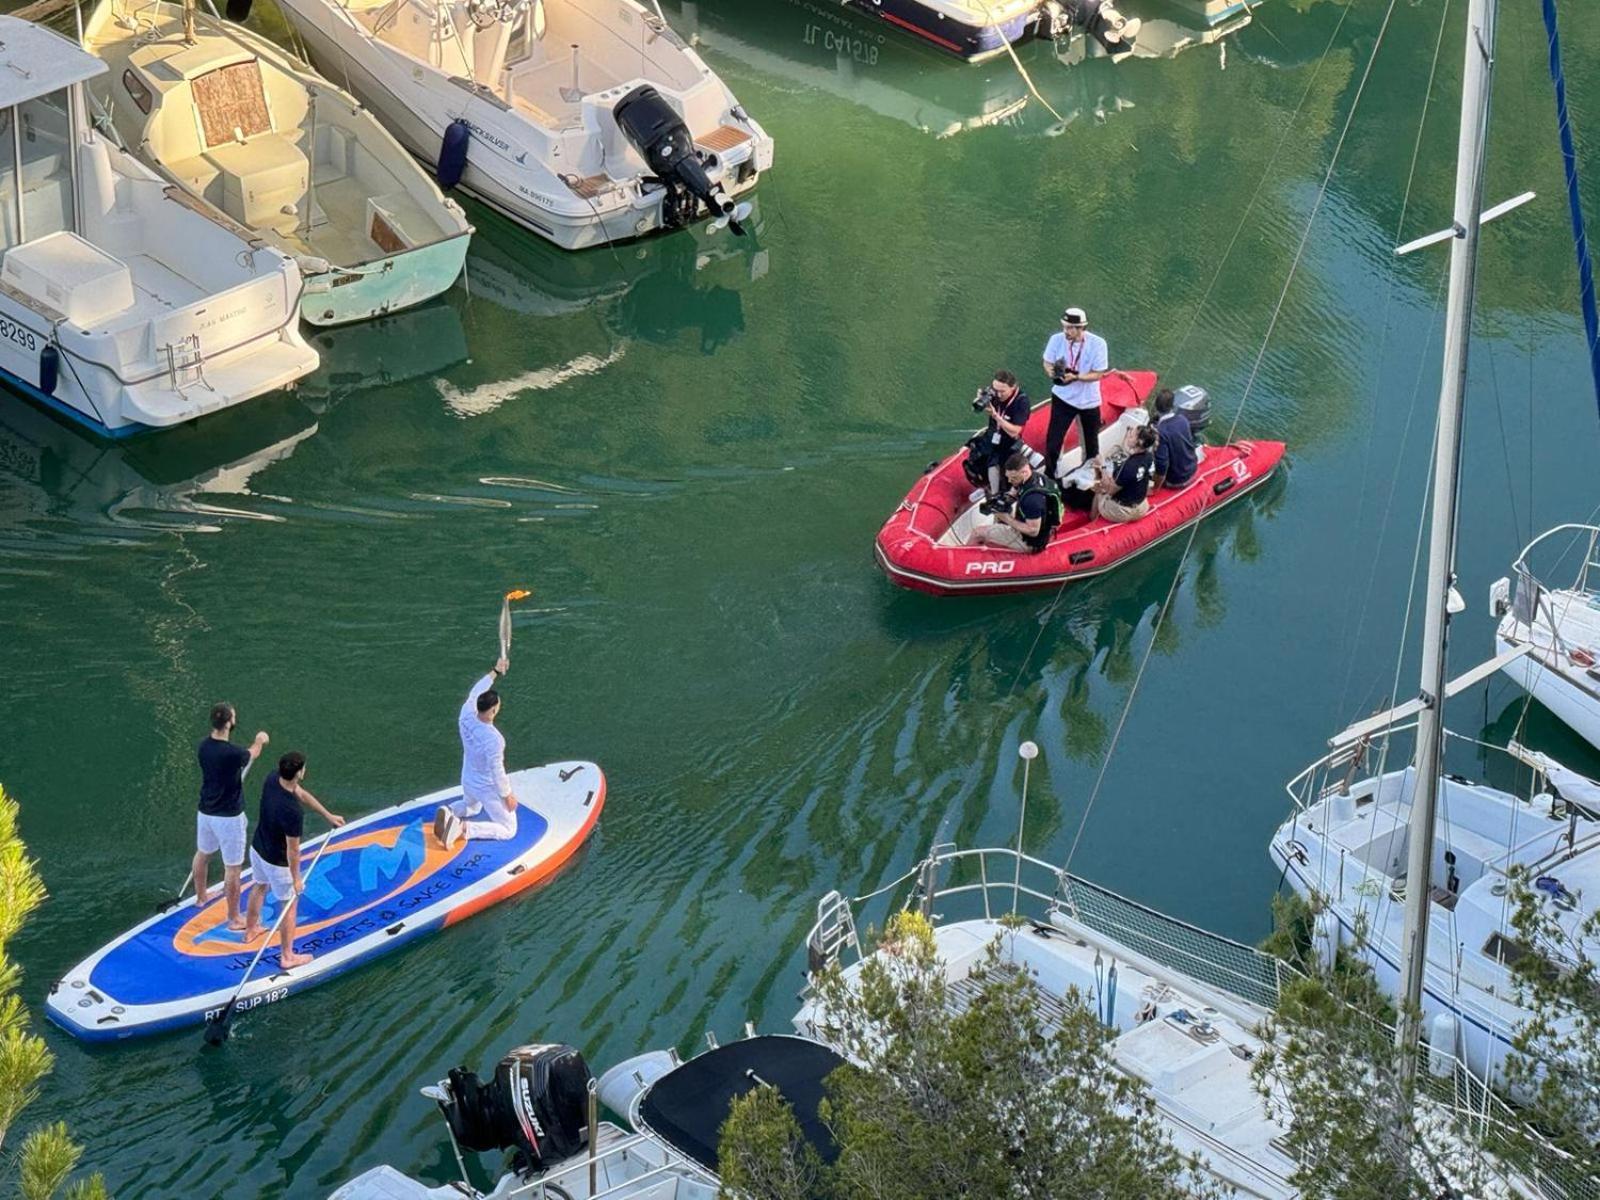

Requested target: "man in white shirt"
[
  {"left": 434, "top": 656, "right": 519, "bottom": 848},
  {"left": 1041, "top": 307, "right": 1111, "bottom": 480}
]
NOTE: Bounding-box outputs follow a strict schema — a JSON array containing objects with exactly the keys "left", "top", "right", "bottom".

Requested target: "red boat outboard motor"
[
  {"left": 1173, "top": 384, "right": 1212, "bottom": 434},
  {"left": 439, "top": 1043, "right": 592, "bottom": 1172},
  {"left": 1047, "top": 0, "right": 1141, "bottom": 56},
  {"left": 613, "top": 85, "right": 744, "bottom": 235}
]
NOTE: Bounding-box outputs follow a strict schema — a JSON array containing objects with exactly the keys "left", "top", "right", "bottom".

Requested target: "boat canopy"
[
  {"left": 0, "top": 16, "right": 107, "bottom": 108},
  {"left": 637, "top": 1035, "right": 843, "bottom": 1173}
]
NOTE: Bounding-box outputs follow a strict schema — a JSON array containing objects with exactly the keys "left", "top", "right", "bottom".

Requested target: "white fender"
[
  {"left": 1312, "top": 909, "right": 1340, "bottom": 975},
  {"left": 1427, "top": 1012, "right": 1461, "bottom": 1078}
]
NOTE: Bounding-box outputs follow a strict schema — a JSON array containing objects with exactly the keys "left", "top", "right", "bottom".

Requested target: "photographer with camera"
[
  {"left": 1041, "top": 307, "right": 1111, "bottom": 480},
  {"left": 974, "top": 451, "right": 1062, "bottom": 553},
  {"left": 964, "top": 369, "right": 1032, "bottom": 496},
  {"left": 1092, "top": 424, "right": 1157, "bottom": 523}
]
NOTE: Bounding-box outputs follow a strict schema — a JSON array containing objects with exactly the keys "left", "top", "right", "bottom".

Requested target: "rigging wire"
[{"left": 1064, "top": 0, "right": 1405, "bottom": 874}]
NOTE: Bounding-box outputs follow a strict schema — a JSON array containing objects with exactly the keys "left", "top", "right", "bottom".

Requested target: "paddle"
[
  {"left": 499, "top": 588, "right": 532, "bottom": 661},
  {"left": 162, "top": 757, "right": 257, "bottom": 914},
  {"left": 201, "top": 833, "right": 334, "bottom": 1047}
]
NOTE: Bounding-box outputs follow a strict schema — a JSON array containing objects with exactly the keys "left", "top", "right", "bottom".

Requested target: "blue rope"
[{"left": 1542, "top": 0, "right": 1600, "bottom": 420}]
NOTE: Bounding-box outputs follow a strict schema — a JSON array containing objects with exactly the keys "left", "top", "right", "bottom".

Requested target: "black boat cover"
[{"left": 636, "top": 1035, "right": 844, "bottom": 1172}]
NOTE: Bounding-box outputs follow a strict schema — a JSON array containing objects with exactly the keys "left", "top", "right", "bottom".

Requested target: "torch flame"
[{"left": 504, "top": 589, "right": 532, "bottom": 601}]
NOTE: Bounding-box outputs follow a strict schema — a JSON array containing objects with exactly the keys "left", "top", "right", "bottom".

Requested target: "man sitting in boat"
[
  {"left": 436, "top": 659, "right": 518, "bottom": 850},
  {"left": 1151, "top": 389, "right": 1197, "bottom": 491},
  {"left": 243, "top": 751, "right": 344, "bottom": 969},
  {"left": 1091, "top": 424, "right": 1157, "bottom": 523},
  {"left": 973, "top": 453, "right": 1061, "bottom": 553},
  {"left": 963, "top": 370, "right": 1032, "bottom": 498}
]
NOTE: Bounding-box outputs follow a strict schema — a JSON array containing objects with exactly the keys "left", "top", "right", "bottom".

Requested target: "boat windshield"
[{"left": 0, "top": 86, "right": 76, "bottom": 250}]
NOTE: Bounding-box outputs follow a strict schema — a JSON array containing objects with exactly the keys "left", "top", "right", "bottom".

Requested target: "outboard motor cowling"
[
  {"left": 1047, "top": 0, "right": 1140, "bottom": 56},
  {"left": 439, "top": 1043, "right": 592, "bottom": 1171},
  {"left": 613, "top": 85, "right": 744, "bottom": 235},
  {"left": 1173, "top": 384, "right": 1211, "bottom": 434}
]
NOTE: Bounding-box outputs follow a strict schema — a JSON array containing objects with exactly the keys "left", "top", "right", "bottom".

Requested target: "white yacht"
[
  {"left": 83, "top": 0, "right": 474, "bottom": 325},
  {"left": 0, "top": 15, "right": 315, "bottom": 436},
  {"left": 1490, "top": 523, "right": 1600, "bottom": 753},
  {"left": 269, "top": 0, "right": 773, "bottom": 250}
]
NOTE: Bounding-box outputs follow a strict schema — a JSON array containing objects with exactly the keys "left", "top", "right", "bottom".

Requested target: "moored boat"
[
  {"left": 0, "top": 15, "right": 316, "bottom": 435},
  {"left": 46, "top": 760, "right": 604, "bottom": 1042},
  {"left": 875, "top": 370, "right": 1285, "bottom": 595},
  {"left": 270, "top": 0, "right": 773, "bottom": 250},
  {"left": 1489, "top": 523, "right": 1600, "bottom": 753},
  {"left": 845, "top": 0, "right": 1139, "bottom": 64},
  {"left": 83, "top": 0, "right": 473, "bottom": 326}
]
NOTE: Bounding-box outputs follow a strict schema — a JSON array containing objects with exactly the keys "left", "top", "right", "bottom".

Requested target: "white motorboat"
[
  {"left": 1490, "top": 523, "right": 1600, "bottom": 753},
  {"left": 269, "top": 0, "right": 773, "bottom": 250},
  {"left": 0, "top": 15, "right": 315, "bottom": 435},
  {"left": 328, "top": 1035, "right": 845, "bottom": 1199},
  {"left": 83, "top": 0, "right": 473, "bottom": 326}
]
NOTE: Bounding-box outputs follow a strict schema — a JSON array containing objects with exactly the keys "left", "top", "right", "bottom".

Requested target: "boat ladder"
[
  {"left": 806, "top": 890, "right": 860, "bottom": 974},
  {"left": 162, "top": 334, "right": 212, "bottom": 398}
]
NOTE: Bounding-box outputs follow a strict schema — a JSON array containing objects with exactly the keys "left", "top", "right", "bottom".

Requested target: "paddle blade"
[{"left": 202, "top": 1006, "right": 233, "bottom": 1047}]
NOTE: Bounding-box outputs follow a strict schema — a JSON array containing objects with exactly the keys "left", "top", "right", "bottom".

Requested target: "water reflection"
[
  {"left": 664, "top": 0, "right": 1255, "bottom": 138},
  {"left": 0, "top": 300, "right": 470, "bottom": 552}
]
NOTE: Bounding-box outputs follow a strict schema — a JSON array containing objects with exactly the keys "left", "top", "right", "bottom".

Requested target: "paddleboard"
[{"left": 46, "top": 762, "right": 605, "bottom": 1042}]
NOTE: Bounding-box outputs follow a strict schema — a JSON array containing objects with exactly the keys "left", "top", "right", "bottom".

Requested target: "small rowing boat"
[{"left": 46, "top": 761, "right": 604, "bottom": 1042}]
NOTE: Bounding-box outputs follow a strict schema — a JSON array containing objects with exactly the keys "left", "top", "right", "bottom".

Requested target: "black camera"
[
  {"left": 979, "top": 490, "right": 1016, "bottom": 517},
  {"left": 972, "top": 384, "right": 1000, "bottom": 413}
]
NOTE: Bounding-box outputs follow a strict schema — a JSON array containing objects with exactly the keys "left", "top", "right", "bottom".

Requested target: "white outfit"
[
  {"left": 453, "top": 673, "right": 518, "bottom": 842},
  {"left": 1043, "top": 330, "right": 1109, "bottom": 409},
  {"left": 196, "top": 811, "right": 248, "bottom": 867},
  {"left": 248, "top": 847, "right": 295, "bottom": 902}
]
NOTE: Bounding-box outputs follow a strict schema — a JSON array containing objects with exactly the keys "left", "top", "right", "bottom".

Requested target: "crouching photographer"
[
  {"left": 962, "top": 369, "right": 1031, "bottom": 497},
  {"left": 974, "top": 452, "right": 1061, "bottom": 553}
]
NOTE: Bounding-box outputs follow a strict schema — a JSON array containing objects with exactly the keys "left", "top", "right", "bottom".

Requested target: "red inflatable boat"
[{"left": 875, "top": 371, "right": 1286, "bottom": 596}]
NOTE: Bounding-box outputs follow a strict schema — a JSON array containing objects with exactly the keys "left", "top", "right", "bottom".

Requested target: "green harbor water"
[{"left": 2, "top": 0, "right": 1599, "bottom": 1192}]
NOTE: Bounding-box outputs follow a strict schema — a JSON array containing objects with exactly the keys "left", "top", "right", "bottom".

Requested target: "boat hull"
[
  {"left": 45, "top": 762, "right": 605, "bottom": 1041},
  {"left": 299, "top": 229, "right": 472, "bottom": 326},
  {"left": 844, "top": 0, "right": 1037, "bottom": 62},
  {"left": 1494, "top": 629, "right": 1600, "bottom": 751},
  {"left": 875, "top": 373, "right": 1286, "bottom": 596}
]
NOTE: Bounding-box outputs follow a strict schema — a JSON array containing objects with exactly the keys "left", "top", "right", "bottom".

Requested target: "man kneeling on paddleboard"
[
  {"left": 435, "top": 657, "right": 517, "bottom": 849},
  {"left": 243, "top": 752, "right": 344, "bottom": 969}
]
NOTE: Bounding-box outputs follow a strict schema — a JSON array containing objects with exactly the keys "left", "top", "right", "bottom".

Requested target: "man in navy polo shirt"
[{"left": 1152, "top": 388, "right": 1198, "bottom": 490}]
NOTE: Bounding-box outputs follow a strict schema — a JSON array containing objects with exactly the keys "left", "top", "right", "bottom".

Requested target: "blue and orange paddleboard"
[{"left": 46, "top": 762, "right": 605, "bottom": 1042}]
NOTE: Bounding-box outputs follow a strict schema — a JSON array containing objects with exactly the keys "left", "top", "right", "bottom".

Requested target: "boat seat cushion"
[
  {"left": 203, "top": 135, "right": 310, "bottom": 232},
  {"left": 2, "top": 231, "right": 134, "bottom": 327}
]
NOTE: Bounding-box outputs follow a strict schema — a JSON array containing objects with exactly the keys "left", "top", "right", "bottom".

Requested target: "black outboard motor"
[
  {"left": 613, "top": 85, "right": 744, "bottom": 235},
  {"left": 1173, "top": 384, "right": 1212, "bottom": 434},
  {"left": 439, "top": 1043, "right": 592, "bottom": 1172}
]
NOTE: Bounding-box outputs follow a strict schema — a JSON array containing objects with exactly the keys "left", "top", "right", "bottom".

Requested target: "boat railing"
[
  {"left": 804, "top": 844, "right": 1297, "bottom": 1013},
  {"left": 506, "top": 1131, "right": 715, "bottom": 1199},
  {"left": 1510, "top": 522, "right": 1600, "bottom": 599}
]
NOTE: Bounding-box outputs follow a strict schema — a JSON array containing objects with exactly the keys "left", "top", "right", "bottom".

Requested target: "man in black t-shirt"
[
  {"left": 968, "top": 370, "right": 1033, "bottom": 497},
  {"left": 194, "top": 703, "right": 269, "bottom": 932},
  {"left": 974, "top": 453, "right": 1060, "bottom": 553},
  {"left": 243, "top": 751, "right": 344, "bottom": 969},
  {"left": 1093, "top": 424, "right": 1157, "bottom": 523}
]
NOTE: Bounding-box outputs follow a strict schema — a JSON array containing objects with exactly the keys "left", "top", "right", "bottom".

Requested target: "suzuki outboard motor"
[
  {"left": 1173, "top": 384, "right": 1212, "bottom": 434},
  {"left": 439, "top": 1043, "right": 592, "bottom": 1172},
  {"left": 613, "top": 85, "right": 744, "bottom": 235}
]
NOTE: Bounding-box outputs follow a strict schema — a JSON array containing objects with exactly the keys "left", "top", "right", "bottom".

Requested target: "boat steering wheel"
[{"left": 464, "top": 0, "right": 528, "bottom": 29}]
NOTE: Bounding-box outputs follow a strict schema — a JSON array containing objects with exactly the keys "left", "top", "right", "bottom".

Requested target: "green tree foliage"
[
  {"left": 1503, "top": 866, "right": 1600, "bottom": 1180},
  {"left": 1252, "top": 893, "right": 1512, "bottom": 1200},
  {"left": 0, "top": 785, "right": 107, "bottom": 1200},
  {"left": 719, "top": 911, "right": 1212, "bottom": 1200}
]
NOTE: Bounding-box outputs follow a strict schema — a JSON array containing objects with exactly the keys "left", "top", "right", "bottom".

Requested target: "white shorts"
[
  {"left": 196, "top": 812, "right": 248, "bottom": 867},
  {"left": 248, "top": 846, "right": 296, "bottom": 903}
]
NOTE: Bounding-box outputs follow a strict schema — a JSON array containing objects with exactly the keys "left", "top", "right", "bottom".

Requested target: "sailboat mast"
[{"left": 1395, "top": 0, "right": 1499, "bottom": 1089}]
